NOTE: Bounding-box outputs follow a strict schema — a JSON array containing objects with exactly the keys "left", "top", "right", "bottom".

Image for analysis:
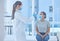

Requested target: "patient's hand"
[{"left": 42, "top": 34, "right": 47, "bottom": 39}]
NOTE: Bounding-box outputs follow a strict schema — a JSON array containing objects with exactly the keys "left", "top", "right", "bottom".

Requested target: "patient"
[{"left": 36, "top": 11, "right": 50, "bottom": 41}]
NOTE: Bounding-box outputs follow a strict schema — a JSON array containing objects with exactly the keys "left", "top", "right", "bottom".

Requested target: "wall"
[{"left": 0, "top": 0, "right": 5, "bottom": 41}]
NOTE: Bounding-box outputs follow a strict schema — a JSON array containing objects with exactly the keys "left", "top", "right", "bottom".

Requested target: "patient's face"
[{"left": 40, "top": 13, "right": 45, "bottom": 19}]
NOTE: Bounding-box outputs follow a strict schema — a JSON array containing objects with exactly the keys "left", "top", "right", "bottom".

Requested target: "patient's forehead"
[{"left": 40, "top": 12, "right": 44, "bottom": 15}]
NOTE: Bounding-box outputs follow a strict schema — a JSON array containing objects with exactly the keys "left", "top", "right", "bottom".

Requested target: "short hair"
[{"left": 41, "top": 11, "right": 46, "bottom": 18}]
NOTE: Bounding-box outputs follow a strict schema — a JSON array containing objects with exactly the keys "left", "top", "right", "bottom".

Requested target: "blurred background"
[{"left": 0, "top": 0, "right": 60, "bottom": 41}]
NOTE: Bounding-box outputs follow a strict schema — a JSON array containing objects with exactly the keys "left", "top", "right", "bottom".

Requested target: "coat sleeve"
[{"left": 15, "top": 12, "right": 32, "bottom": 24}]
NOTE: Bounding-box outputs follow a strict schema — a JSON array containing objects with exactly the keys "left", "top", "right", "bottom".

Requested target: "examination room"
[{"left": 0, "top": 0, "right": 60, "bottom": 41}]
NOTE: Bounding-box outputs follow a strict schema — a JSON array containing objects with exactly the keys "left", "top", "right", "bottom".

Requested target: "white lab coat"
[{"left": 13, "top": 10, "right": 29, "bottom": 41}]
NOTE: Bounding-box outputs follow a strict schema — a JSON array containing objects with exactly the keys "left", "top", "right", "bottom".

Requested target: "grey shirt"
[{"left": 36, "top": 20, "right": 50, "bottom": 33}]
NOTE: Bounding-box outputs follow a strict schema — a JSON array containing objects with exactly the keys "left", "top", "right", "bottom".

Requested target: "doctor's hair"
[
  {"left": 12, "top": 1, "right": 22, "bottom": 20},
  {"left": 41, "top": 11, "right": 46, "bottom": 18}
]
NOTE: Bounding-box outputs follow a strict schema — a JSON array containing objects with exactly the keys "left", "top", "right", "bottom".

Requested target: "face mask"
[
  {"left": 19, "top": 7, "right": 22, "bottom": 10},
  {"left": 39, "top": 15, "right": 42, "bottom": 20}
]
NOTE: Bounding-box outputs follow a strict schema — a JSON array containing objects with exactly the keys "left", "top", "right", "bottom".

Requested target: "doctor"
[
  {"left": 12, "top": 1, "right": 31, "bottom": 41},
  {"left": 36, "top": 11, "right": 50, "bottom": 41}
]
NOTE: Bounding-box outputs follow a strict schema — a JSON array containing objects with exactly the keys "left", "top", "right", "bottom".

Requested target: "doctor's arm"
[{"left": 19, "top": 15, "right": 32, "bottom": 24}]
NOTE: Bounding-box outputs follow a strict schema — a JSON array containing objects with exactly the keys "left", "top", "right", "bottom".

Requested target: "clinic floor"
[{"left": 4, "top": 34, "right": 58, "bottom": 41}]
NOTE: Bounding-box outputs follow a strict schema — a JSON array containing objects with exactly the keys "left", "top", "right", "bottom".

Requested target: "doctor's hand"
[{"left": 27, "top": 17, "right": 33, "bottom": 23}]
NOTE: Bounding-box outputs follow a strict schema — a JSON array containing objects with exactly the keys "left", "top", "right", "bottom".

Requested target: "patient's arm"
[
  {"left": 36, "top": 26, "right": 42, "bottom": 37},
  {"left": 44, "top": 27, "right": 50, "bottom": 37}
]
